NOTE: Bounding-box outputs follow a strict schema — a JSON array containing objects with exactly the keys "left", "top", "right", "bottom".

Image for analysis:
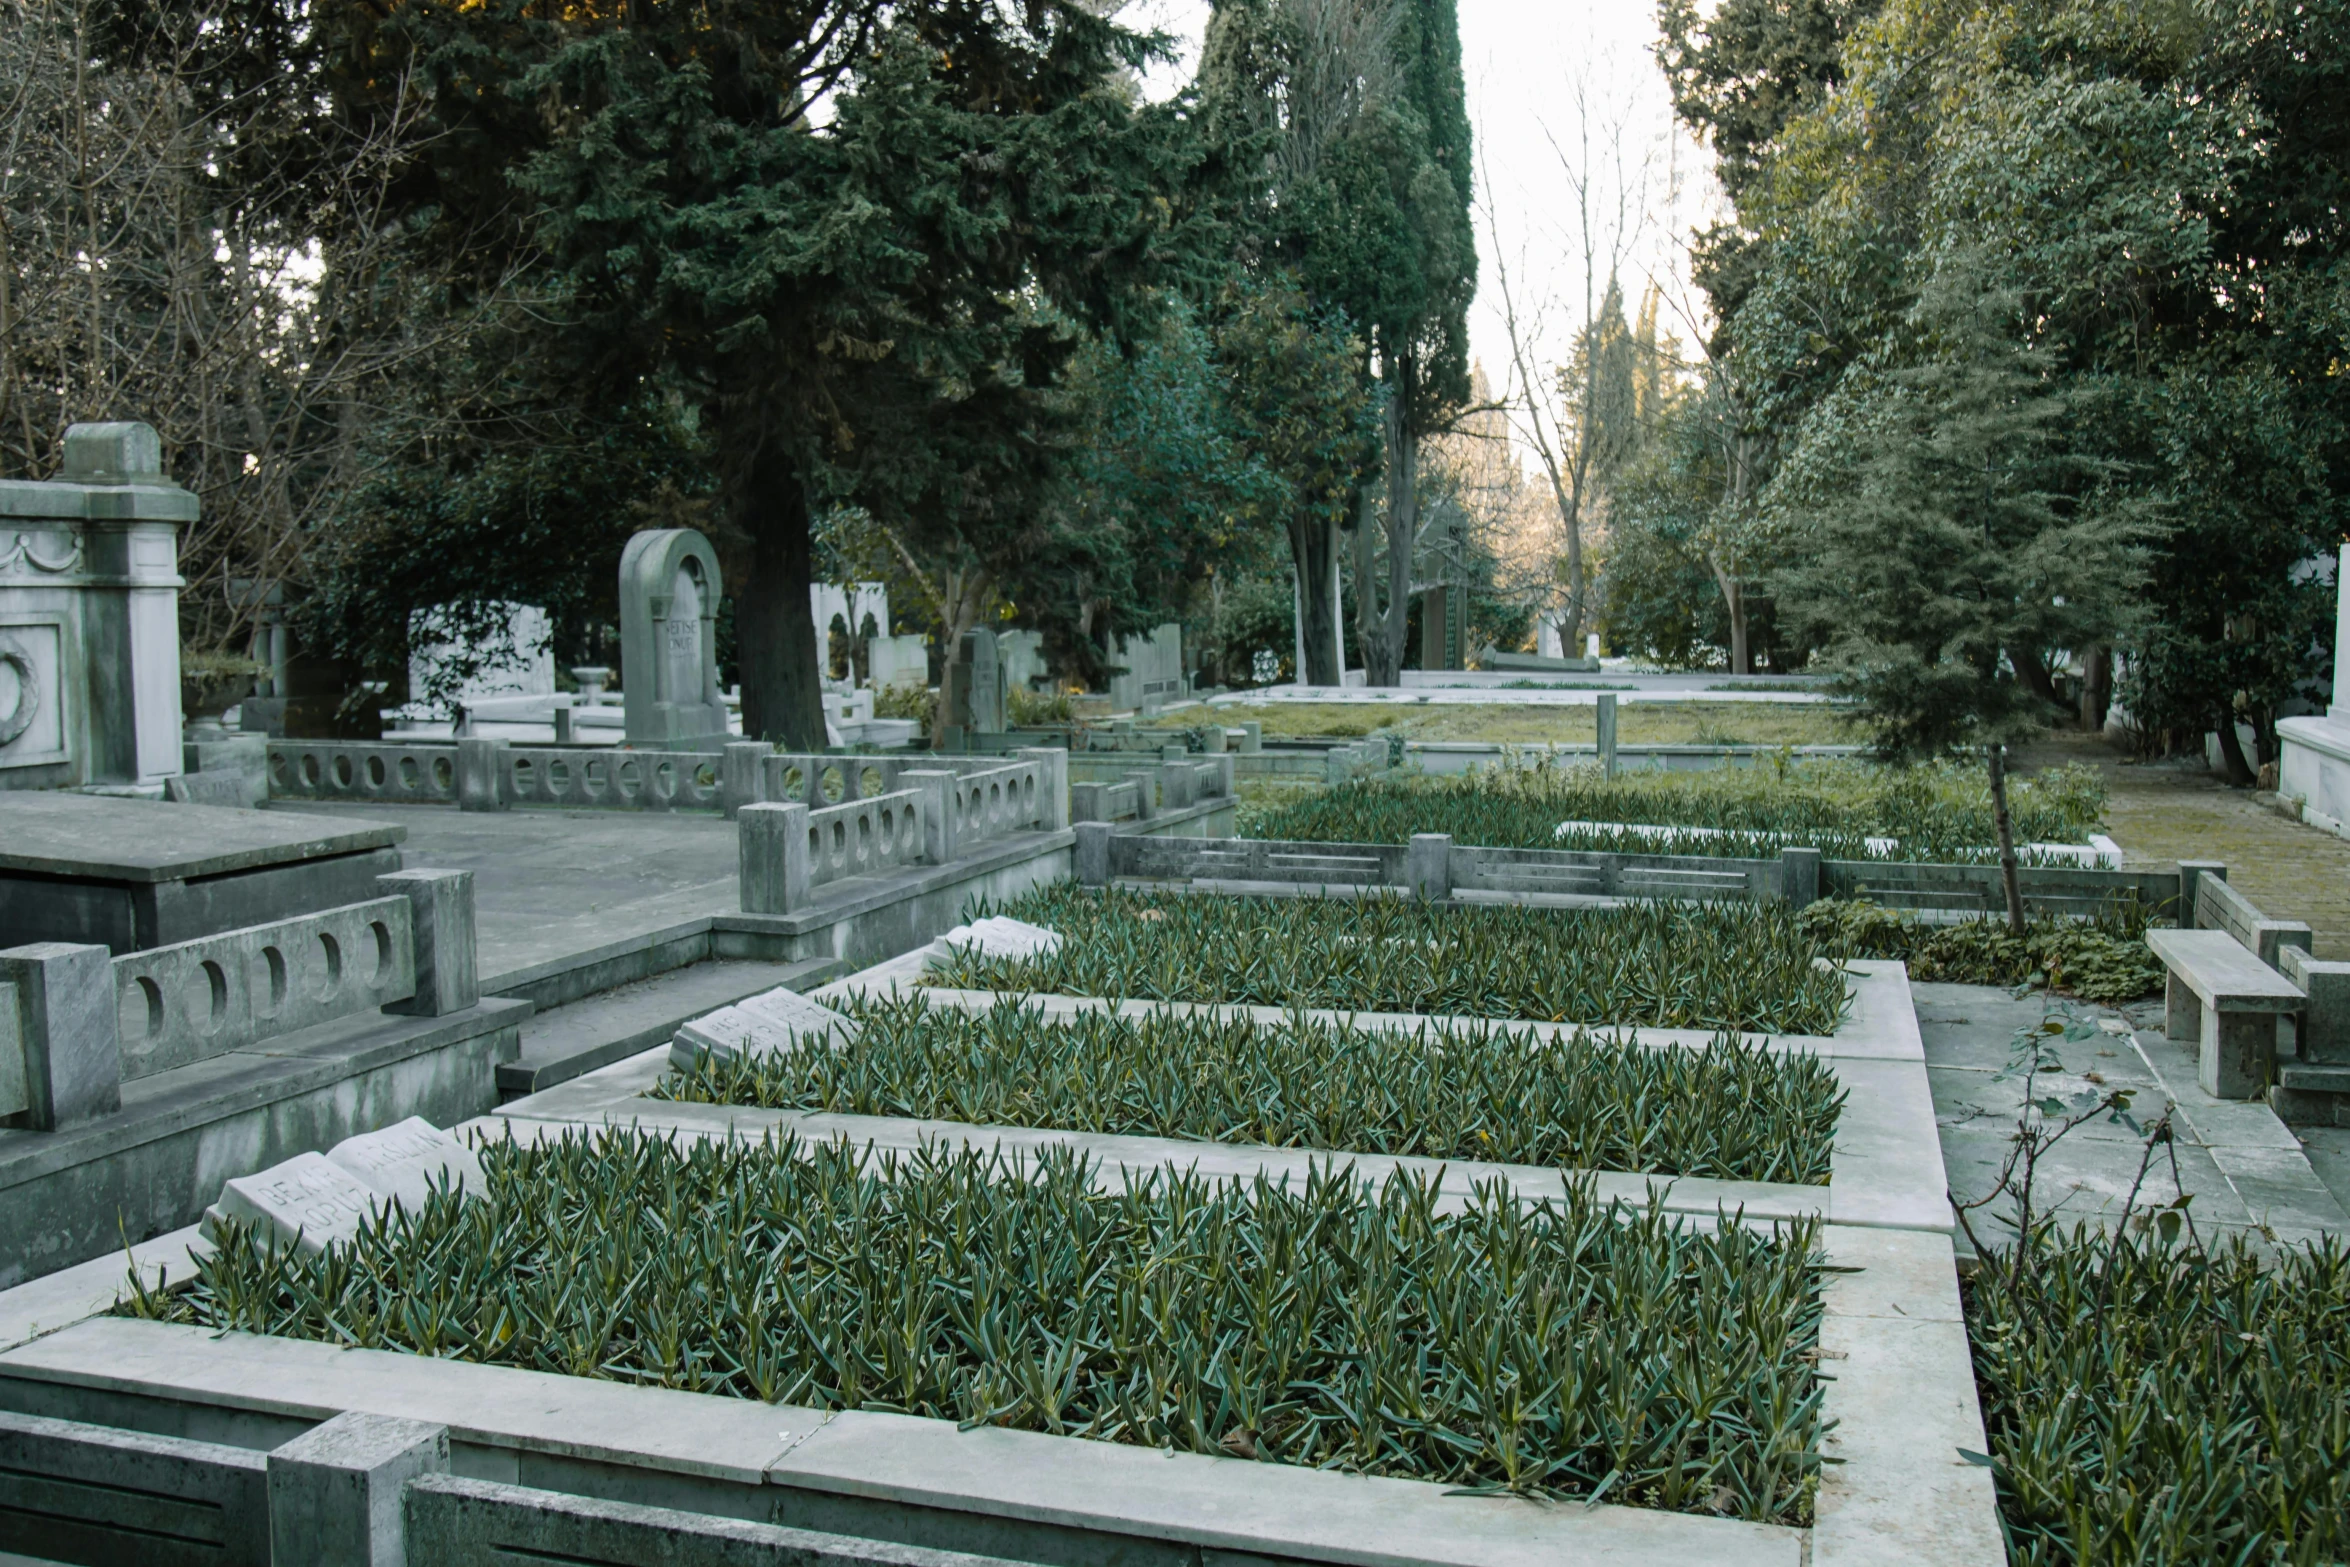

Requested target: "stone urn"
[{"left": 181, "top": 662, "right": 257, "bottom": 740}]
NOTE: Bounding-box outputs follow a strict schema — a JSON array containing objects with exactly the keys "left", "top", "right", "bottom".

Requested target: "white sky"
[{"left": 1126, "top": 0, "right": 1722, "bottom": 415}]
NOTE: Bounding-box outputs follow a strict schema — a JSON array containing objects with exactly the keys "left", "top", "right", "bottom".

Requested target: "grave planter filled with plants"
[
  {"left": 929, "top": 884, "right": 1852, "bottom": 1035},
  {"left": 139, "top": 1130, "right": 1835, "bottom": 1525},
  {"left": 1244, "top": 756, "right": 2110, "bottom": 863}
]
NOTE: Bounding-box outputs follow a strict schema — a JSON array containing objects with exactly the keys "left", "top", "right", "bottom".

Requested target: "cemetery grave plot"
[
  {"left": 926, "top": 884, "right": 1852, "bottom": 1036},
  {"left": 1163, "top": 699, "right": 1859, "bottom": 748},
  {"left": 1249, "top": 758, "right": 2112, "bottom": 865},
  {"left": 657, "top": 994, "right": 1847, "bottom": 1185},
  {"left": 132, "top": 1130, "right": 1836, "bottom": 1525}
]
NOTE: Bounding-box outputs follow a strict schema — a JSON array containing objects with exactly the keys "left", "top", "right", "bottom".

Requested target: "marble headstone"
[
  {"left": 203, "top": 1152, "right": 382, "bottom": 1255},
  {"left": 929, "top": 916, "right": 1064, "bottom": 972},
  {"left": 668, "top": 988, "right": 858, "bottom": 1073},
  {"left": 325, "top": 1117, "right": 487, "bottom": 1212}
]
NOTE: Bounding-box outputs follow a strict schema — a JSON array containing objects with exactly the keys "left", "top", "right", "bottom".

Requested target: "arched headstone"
[{"left": 619, "top": 529, "right": 730, "bottom": 748}]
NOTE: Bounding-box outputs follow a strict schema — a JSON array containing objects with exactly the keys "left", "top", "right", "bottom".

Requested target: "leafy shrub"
[
  {"left": 1969, "top": 1227, "right": 2350, "bottom": 1563},
  {"left": 147, "top": 1132, "right": 1831, "bottom": 1520},
  {"left": 870, "top": 684, "right": 936, "bottom": 726},
  {"left": 939, "top": 885, "right": 1852, "bottom": 1035},
  {"left": 1007, "top": 687, "right": 1077, "bottom": 726},
  {"left": 661, "top": 995, "right": 1846, "bottom": 1184},
  {"left": 1250, "top": 757, "right": 2108, "bottom": 863},
  {"left": 1796, "top": 899, "right": 2165, "bottom": 1002}
]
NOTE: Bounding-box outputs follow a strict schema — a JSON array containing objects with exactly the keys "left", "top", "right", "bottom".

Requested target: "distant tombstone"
[
  {"left": 811, "top": 581, "right": 889, "bottom": 683},
  {"left": 325, "top": 1117, "right": 486, "bottom": 1212},
  {"left": 998, "top": 630, "right": 1047, "bottom": 697},
  {"left": 0, "top": 421, "right": 193, "bottom": 792},
  {"left": 163, "top": 771, "right": 253, "bottom": 808},
  {"left": 943, "top": 628, "right": 1004, "bottom": 735},
  {"left": 407, "top": 602, "right": 553, "bottom": 713},
  {"left": 1109, "top": 624, "right": 1183, "bottom": 713},
  {"left": 1418, "top": 587, "right": 1465, "bottom": 671},
  {"left": 619, "top": 529, "right": 730, "bottom": 748},
  {"left": 933, "top": 915, "right": 1064, "bottom": 966},
  {"left": 869, "top": 634, "right": 930, "bottom": 692}
]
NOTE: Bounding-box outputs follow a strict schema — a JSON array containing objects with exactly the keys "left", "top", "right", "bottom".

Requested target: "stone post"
[
  {"left": 455, "top": 737, "right": 507, "bottom": 812},
  {"left": 1070, "top": 781, "right": 1108, "bottom": 823},
  {"left": 1015, "top": 746, "right": 1069, "bottom": 831},
  {"left": 1407, "top": 834, "right": 1452, "bottom": 902},
  {"left": 267, "top": 1410, "right": 449, "bottom": 1567},
  {"left": 1210, "top": 754, "right": 1235, "bottom": 798},
  {"left": 721, "top": 741, "right": 770, "bottom": 819},
  {"left": 739, "top": 802, "right": 810, "bottom": 914},
  {"left": 1075, "top": 822, "right": 1115, "bottom": 887},
  {"left": 1596, "top": 694, "right": 1619, "bottom": 780},
  {"left": 1160, "top": 744, "right": 1187, "bottom": 766},
  {"left": 1160, "top": 759, "right": 1196, "bottom": 810},
  {"left": 1201, "top": 726, "right": 1226, "bottom": 754},
  {"left": 2177, "top": 861, "right": 2227, "bottom": 929},
  {"left": 0, "top": 943, "right": 119, "bottom": 1129},
  {"left": 1124, "top": 769, "right": 1159, "bottom": 820},
  {"left": 1240, "top": 721, "right": 1262, "bottom": 754},
  {"left": 901, "top": 770, "right": 959, "bottom": 863},
  {"left": 376, "top": 870, "right": 478, "bottom": 1018},
  {"left": 2281, "top": 948, "right": 2350, "bottom": 1064},
  {"left": 550, "top": 705, "right": 575, "bottom": 745},
  {"left": 1780, "top": 847, "right": 1823, "bottom": 910}
]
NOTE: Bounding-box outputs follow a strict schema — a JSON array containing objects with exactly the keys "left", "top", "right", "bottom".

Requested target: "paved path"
[
  {"left": 1918, "top": 981, "right": 2350, "bottom": 1250},
  {"left": 266, "top": 801, "right": 738, "bottom": 984},
  {"left": 2023, "top": 731, "right": 2350, "bottom": 959}
]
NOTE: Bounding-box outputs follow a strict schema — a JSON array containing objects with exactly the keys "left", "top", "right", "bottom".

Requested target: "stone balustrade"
[
  {"left": 268, "top": 740, "right": 460, "bottom": 804},
  {"left": 0, "top": 869, "right": 477, "bottom": 1130}
]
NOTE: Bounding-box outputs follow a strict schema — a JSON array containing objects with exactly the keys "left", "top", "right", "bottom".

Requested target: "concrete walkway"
[
  {"left": 1919, "top": 981, "right": 2350, "bottom": 1251},
  {"left": 265, "top": 801, "right": 738, "bottom": 984}
]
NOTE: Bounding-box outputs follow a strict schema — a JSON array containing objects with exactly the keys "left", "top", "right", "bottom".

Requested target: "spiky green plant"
[
  {"left": 1797, "top": 899, "right": 2165, "bottom": 1002},
  {"left": 1243, "top": 757, "right": 2107, "bottom": 863},
  {"left": 1968, "top": 1226, "right": 2350, "bottom": 1563},
  {"left": 938, "top": 886, "right": 1851, "bottom": 1036},
  {"left": 656, "top": 996, "right": 1845, "bottom": 1184},
  {"left": 135, "top": 1133, "right": 1830, "bottom": 1521}
]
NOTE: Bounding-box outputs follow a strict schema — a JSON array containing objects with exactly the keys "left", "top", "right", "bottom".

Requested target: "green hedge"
[
  {"left": 1796, "top": 900, "right": 2165, "bottom": 1002},
  {"left": 146, "top": 1133, "right": 1831, "bottom": 1519},
  {"left": 939, "top": 885, "right": 1853, "bottom": 1035},
  {"left": 661, "top": 995, "right": 1847, "bottom": 1184}
]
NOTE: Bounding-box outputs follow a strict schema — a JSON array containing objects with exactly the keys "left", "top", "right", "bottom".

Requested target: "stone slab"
[
  {"left": 325, "top": 1117, "right": 486, "bottom": 1212},
  {"left": 2145, "top": 929, "right": 2305, "bottom": 1010},
  {"left": 670, "top": 988, "right": 859, "bottom": 1074},
  {"left": 203, "top": 1150, "right": 382, "bottom": 1255},
  {"left": 0, "top": 791, "right": 404, "bottom": 881},
  {"left": 163, "top": 770, "right": 255, "bottom": 808}
]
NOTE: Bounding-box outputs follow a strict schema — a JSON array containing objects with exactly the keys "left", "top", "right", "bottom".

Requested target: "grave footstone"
[
  {"left": 668, "top": 988, "right": 858, "bottom": 1073},
  {"left": 931, "top": 916, "right": 1063, "bottom": 970},
  {"left": 163, "top": 771, "right": 253, "bottom": 808},
  {"left": 324, "top": 1117, "right": 486, "bottom": 1212},
  {"left": 203, "top": 1152, "right": 381, "bottom": 1255}
]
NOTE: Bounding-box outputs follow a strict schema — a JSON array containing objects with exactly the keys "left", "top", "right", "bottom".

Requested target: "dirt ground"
[
  {"left": 1163, "top": 699, "right": 1861, "bottom": 747},
  {"left": 2021, "top": 730, "right": 2350, "bottom": 960}
]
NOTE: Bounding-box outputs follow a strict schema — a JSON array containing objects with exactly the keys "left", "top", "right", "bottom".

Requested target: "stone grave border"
[{"left": 0, "top": 964, "right": 1998, "bottom": 1566}]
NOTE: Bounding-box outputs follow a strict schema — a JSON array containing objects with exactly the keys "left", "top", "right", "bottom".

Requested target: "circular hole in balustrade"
[
  {"left": 368, "top": 921, "right": 392, "bottom": 983},
  {"left": 693, "top": 762, "right": 717, "bottom": 791},
  {"left": 366, "top": 755, "right": 387, "bottom": 789},
  {"left": 121, "top": 976, "right": 162, "bottom": 1043},
  {"left": 513, "top": 759, "right": 536, "bottom": 796},
  {"left": 398, "top": 756, "right": 421, "bottom": 790},
  {"left": 548, "top": 760, "right": 571, "bottom": 795},
  {"left": 190, "top": 960, "right": 229, "bottom": 1036},
  {"left": 257, "top": 946, "right": 287, "bottom": 1016},
  {"left": 269, "top": 753, "right": 287, "bottom": 784},
  {"left": 618, "top": 760, "right": 643, "bottom": 800},
  {"left": 782, "top": 766, "right": 808, "bottom": 801},
  {"left": 820, "top": 765, "right": 845, "bottom": 804},
  {"left": 857, "top": 812, "right": 872, "bottom": 862},
  {"left": 831, "top": 819, "right": 847, "bottom": 859},
  {"left": 432, "top": 755, "right": 454, "bottom": 792},
  {"left": 879, "top": 805, "right": 895, "bottom": 847},
  {"left": 332, "top": 754, "right": 354, "bottom": 789},
  {"left": 584, "top": 759, "right": 607, "bottom": 798},
  {"left": 654, "top": 761, "right": 676, "bottom": 800},
  {"left": 299, "top": 753, "right": 321, "bottom": 788},
  {"left": 312, "top": 931, "right": 343, "bottom": 1000},
  {"left": 860, "top": 766, "right": 884, "bottom": 797}
]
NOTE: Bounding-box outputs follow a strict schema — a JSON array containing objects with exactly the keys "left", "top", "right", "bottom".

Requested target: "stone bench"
[{"left": 2145, "top": 928, "right": 2307, "bottom": 1098}]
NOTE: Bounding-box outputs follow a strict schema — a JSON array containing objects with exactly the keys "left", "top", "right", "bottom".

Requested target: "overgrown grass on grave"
[
  {"left": 1797, "top": 899, "right": 2167, "bottom": 1002},
  {"left": 1967, "top": 1226, "right": 2350, "bottom": 1563},
  {"left": 935, "top": 886, "right": 1852, "bottom": 1036},
  {"left": 134, "top": 1132, "right": 1831, "bottom": 1521},
  {"left": 1243, "top": 757, "right": 2108, "bottom": 863},
  {"left": 657, "top": 996, "right": 1846, "bottom": 1184}
]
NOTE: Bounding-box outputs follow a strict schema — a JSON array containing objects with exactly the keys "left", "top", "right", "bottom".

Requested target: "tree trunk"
[
  {"left": 730, "top": 426, "right": 826, "bottom": 750},
  {"left": 1706, "top": 554, "right": 1749, "bottom": 675},
  {"left": 2078, "top": 646, "right": 2111, "bottom": 731},
  {"left": 1987, "top": 742, "right": 2027, "bottom": 937},
  {"left": 1351, "top": 482, "right": 1383, "bottom": 680},
  {"left": 2011, "top": 644, "right": 2066, "bottom": 714},
  {"left": 2213, "top": 707, "right": 2257, "bottom": 786},
  {"left": 1376, "top": 370, "right": 1418, "bottom": 686},
  {"left": 1288, "top": 513, "right": 1343, "bottom": 686}
]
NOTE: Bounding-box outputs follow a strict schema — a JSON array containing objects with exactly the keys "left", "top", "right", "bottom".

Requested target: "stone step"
[{"left": 498, "top": 956, "right": 847, "bottom": 1100}]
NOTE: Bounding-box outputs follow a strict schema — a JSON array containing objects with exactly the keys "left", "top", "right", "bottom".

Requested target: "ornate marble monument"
[{"left": 618, "top": 528, "right": 730, "bottom": 749}]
